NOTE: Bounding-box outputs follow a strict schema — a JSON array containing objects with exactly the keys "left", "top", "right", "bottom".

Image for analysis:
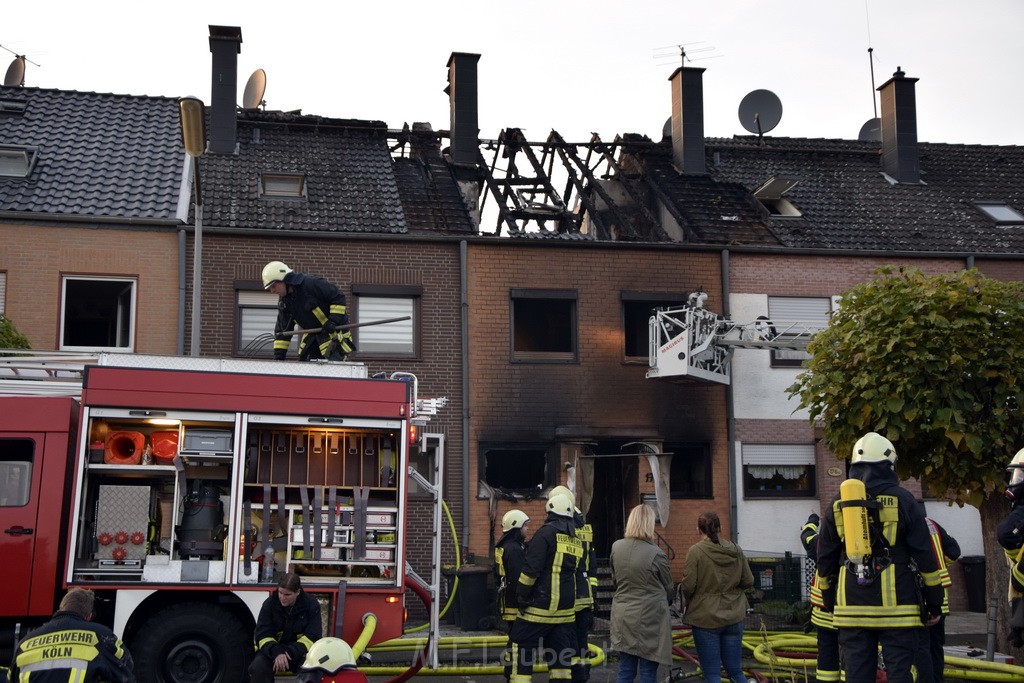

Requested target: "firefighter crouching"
[
  {"left": 814, "top": 432, "right": 945, "bottom": 683},
  {"left": 800, "top": 512, "right": 840, "bottom": 683},
  {"left": 12, "top": 588, "right": 135, "bottom": 683},
  {"left": 996, "top": 447, "right": 1024, "bottom": 647},
  {"left": 509, "top": 493, "right": 582, "bottom": 683}
]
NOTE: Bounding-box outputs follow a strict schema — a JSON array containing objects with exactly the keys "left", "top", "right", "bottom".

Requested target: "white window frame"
[
  {"left": 60, "top": 276, "right": 137, "bottom": 352},
  {"left": 741, "top": 443, "right": 816, "bottom": 498},
  {"left": 355, "top": 295, "right": 416, "bottom": 357}
]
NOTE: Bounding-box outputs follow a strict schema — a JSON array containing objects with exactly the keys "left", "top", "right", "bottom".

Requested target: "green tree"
[
  {"left": 0, "top": 314, "right": 31, "bottom": 351},
  {"left": 787, "top": 267, "right": 1024, "bottom": 648}
]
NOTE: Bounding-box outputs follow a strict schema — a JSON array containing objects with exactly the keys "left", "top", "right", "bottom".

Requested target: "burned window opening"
[
  {"left": 480, "top": 444, "right": 549, "bottom": 494},
  {"left": 511, "top": 290, "right": 577, "bottom": 362}
]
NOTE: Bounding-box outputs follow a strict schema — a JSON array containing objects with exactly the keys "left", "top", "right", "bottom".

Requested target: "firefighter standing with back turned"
[
  {"left": 815, "top": 432, "right": 945, "bottom": 683},
  {"left": 799, "top": 513, "right": 841, "bottom": 682},
  {"left": 996, "top": 447, "right": 1024, "bottom": 647},
  {"left": 262, "top": 260, "right": 355, "bottom": 361}
]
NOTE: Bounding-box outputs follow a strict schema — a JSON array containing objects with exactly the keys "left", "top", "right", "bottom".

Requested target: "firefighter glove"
[
  {"left": 806, "top": 512, "right": 820, "bottom": 526},
  {"left": 273, "top": 349, "right": 287, "bottom": 361},
  {"left": 322, "top": 320, "right": 337, "bottom": 333}
]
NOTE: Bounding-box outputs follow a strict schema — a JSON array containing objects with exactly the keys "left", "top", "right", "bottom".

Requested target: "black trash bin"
[
  {"left": 959, "top": 555, "right": 986, "bottom": 613},
  {"left": 456, "top": 565, "right": 495, "bottom": 631}
]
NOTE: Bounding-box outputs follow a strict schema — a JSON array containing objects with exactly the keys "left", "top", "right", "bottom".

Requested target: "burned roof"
[{"left": 0, "top": 85, "right": 184, "bottom": 223}]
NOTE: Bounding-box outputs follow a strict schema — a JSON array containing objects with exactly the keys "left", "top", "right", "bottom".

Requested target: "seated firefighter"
[
  {"left": 296, "top": 638, "right": 368, "bottom": 683},
  {"left": 249, "top": 573, "right": 323, "bottom": 683}
]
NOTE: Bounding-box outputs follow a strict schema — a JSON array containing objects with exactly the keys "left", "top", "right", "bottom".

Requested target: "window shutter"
[
  {"left": 741, "top": 444, "right": 815, "bottom": 466},
  {"left": 768, "top": 297, "right": 832, "bottom": 327}
]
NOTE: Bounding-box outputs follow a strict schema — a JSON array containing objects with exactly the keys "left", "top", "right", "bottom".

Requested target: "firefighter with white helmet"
[
  {"left": 296, "top": 637, "right": 366, "bottom": 683},
  {"left": 508, "top": 492, "right": 581, "bottom": 683},
  {"left": 261, "top": 260, "right": 355, "bottom": 361},
  {"left": 496, "top": 510, "right": 531, "bottom": 624},
  {"left": 996, "top": 447, "right": 1024, "bottom": 646},
  {"left": 814, "top": 432, "right": 945, "bottom": 683}
]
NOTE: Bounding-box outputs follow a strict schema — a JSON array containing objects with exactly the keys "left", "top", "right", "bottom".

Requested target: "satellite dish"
[
  {"left": 738, "top": 89, "right": 783, "bottom": 135},
  {"left": 4, "top": 56, "right": 26, "bottom": 87},
  {"left": 858, "top": 117, "right": 881, "bottom": 142},
  {"left": 242, "top": 68, "right": 266, "bottom": 110},
  {"left": 662, "top": 117, "right": 672, "bottom": 141}
]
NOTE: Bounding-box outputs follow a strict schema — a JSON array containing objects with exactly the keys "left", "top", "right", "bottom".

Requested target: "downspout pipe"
[
  {"left": 177, "top": 228, "right": 186, "bottom": 355},
  {"left": 722, "top": 248, "right": 739, "bottom": 543},
  {"left": 460, "top": 240, "right": 471, "bottom": 550}
]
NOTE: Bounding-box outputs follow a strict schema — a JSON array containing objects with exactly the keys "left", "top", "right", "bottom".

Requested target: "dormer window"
[
  {"left": 260, "top": 172, "right": 306, "bottom": 199},
  {"left": 0, "top": 146, "right": 36, "bottom": 178},
  {"left": 976, "top": 202, "right": 1024, "bottom": 225},
  {"left": 754, "top": 175, "right": 801, "bottom": 217}
]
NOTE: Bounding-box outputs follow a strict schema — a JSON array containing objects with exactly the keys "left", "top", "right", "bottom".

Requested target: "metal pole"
[{"left": 190, "top": 158, "right": 203, "bottom": 357}]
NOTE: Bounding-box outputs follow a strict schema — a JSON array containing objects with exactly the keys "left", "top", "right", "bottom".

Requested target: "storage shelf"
[
  {"left": 86, "top": 464, "right": 177, "bottom": 475},
  {"left": 290, "top": 559, "right": 396, "bottom": 567}
]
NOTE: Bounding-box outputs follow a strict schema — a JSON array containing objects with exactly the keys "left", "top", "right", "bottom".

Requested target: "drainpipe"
[
  {"left": 721, "top": 249, "right": 739, "bottom": 543},
  {"left": 966, "top": 254, "right": 975, "bottom": 270},
  {"left": 460, "top": 240, "right": 471, "bottom": 550},
  {"left": 177, "top": 229, "right": 186, "bottom": 355}
]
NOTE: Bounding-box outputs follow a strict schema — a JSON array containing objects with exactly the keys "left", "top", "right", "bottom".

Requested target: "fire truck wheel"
[{"left": 130, "top": 602, "right": 249, "bottom": 683}]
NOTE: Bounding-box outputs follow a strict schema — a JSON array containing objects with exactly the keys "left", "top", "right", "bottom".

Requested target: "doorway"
[{"left": 588, "top": 455, "right": 638, "bottom": 558}]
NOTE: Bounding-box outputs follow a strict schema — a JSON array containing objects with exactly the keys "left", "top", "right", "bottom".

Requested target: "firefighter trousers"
[
  {"left": 839, "top": 627, "right": 920, "bottom": 683},
  {"left": 508, "top": 619, "right": 574, "bottom": 683},
  {"left": 814, "top": 626, "right": 840, "bottom": 683},
  {"left": 572, "top": 608, "right": 594, "bottom": 683}
]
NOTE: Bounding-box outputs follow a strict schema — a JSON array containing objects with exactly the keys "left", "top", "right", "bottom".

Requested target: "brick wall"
[{"left": 0, "top": 223, "right": 179, "bottom": 353}]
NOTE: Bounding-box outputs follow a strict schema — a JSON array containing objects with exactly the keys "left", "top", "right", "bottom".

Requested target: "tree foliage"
[
  {"left": 787, "top": 267, "right": 1024, "bottom": 508},
  {"left": 0, "top": 315, "right": 31, "bottom": 351}
]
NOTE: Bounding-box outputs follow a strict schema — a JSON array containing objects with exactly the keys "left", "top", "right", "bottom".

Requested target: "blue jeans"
[
  {"left": 691, "top": 622, "right": 746, "bottom": 683},
  {"left": 616, "top": 651, "right": 659, "bottom": 683}
]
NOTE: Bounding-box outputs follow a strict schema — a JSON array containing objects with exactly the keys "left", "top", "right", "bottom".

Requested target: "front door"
[
  {"left": 0, "top": 435, "right": 42, "bottom": 616},
  {"left": 588, "top": 455, "right": 639, "bottom": 558}
]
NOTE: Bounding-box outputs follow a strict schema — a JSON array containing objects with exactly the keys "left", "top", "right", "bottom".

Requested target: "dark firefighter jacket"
[
  {"left": 12, "top": 610, "right": 135, "bottom": 683},
  {"left": 997, "top": 505, "right": 1024, "bottom": 594},
  {"left": 517, "top": 513, "right": 582, "bottom": 624},
  {"left": 815, "top": 462, "right": 945, "bottom": 629},
  {"left": 254, "top": 590, "right": 323, "bottom": 664},
  {"left": 573, "top": 511, "right": 598, "bottom": 611},
  {"left": 272, "top": 272, "right": 354, "bottom": 361},
  {"left": 925, "top": 518, "right": 959, "bottom": 615},
  {"left": 800, "top": 514, "right": 834, "bottom": 631},
  {"left": 495, "top": 527, "right": 529, "bottom": 621}
]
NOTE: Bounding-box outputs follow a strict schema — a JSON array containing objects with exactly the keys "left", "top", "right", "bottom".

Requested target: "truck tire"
[{"left": 131, "top": 602, "right": 250, "bottom": 683}]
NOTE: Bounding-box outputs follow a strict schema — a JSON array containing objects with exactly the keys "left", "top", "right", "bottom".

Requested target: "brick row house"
[{"left": 3, "top": 26, "right": 1024, "bottom": 616}]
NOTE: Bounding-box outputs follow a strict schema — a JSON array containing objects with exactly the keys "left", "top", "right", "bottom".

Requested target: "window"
[
  {"left": 976, "top": 203, "right": 1024, "bottom": 225},
  {"left": 767, "top": 296, "right": 833, "bottom": 367},
  {"left": 511, "top": 289, "right": 577, "bottom": 362},
  {"left": 622, "top": 292, "right": 686, "bottom": 360},
  {"left": 742, "top": 443, "right": 816, "bottom": 498},
  {"left": 260, "top": 172, "right": 306, "bottom": 198},
  {"left": 235, "top": 285, "right": 297, "bottom": 357},
  {"left": 60, "top": 276, "right": 136, "bottom": 351},
  {"left": 0, "top": 146, "right": 36, "bottom": 178},
  {"left": 668, "top": 443, "right": 713, "bottom": 498},
  {"left": 479, "top": 442, "right": 552, "bottom": 494},
  {"left": 0, "top": 439, "right": 33, "bottom": 508},
  {"left": 353, "top": 284, "right": 421, "bottom": 358},
  {"left": 754, "top": 176, "right": 801, "bottom": 217}
]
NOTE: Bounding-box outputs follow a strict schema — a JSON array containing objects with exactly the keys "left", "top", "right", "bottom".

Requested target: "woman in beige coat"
[{"left": 609, "top": 504, "right": 674, "bottom": 683}]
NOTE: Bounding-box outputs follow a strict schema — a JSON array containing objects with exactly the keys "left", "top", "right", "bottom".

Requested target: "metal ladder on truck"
[{"left": 645, "top": 295, "right": 822, "bottom": 384}]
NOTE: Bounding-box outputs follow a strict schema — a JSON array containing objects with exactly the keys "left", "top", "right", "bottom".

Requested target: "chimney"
[
  {"left": 669, "top": 66, "right": 706, "bottom": 174},
  {"left": 878, "top": 66, "right": 920, "bottom": 183},
  {"left": 208, "top": 25, "right": 242, "bottom": 155},
  {"left": 446, "top": 52, "right": 480, "bottom": 166}
]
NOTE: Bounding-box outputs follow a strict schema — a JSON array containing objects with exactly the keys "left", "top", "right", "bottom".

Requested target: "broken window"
[
  {"left": 741, "top": 443, "right": 816, "bottom": 498},
  {"left": 668, "top": 443, "right": 713, "bottom": 499},
  {"left": 60, "top": 276, "right": 136, "bottom": 351},
  {"left": 479, "top": 443, "right": 550, "bottom": 493},
  {"left": 511, "top": 289, "right": 577, "bottom": 362},
  {"left": 622, "top": 292, "right": 686, "bottom": 360}
]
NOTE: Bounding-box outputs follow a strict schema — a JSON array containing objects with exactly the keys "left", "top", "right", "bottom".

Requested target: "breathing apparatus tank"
[{"left": 839, "top": 477, "right": 872, "bottom": 585}]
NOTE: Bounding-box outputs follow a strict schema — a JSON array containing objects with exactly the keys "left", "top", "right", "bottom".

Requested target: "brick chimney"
[
  {"left": 669, "top": 66, "right": 706, "bottom": 174},
  {"left": 445, "top": 52, "right": 480, "bottom": 167},
  {"left": 208, "top": 25, "right": 242, "bottom": 155},
  {"left": 878, "top": 66, "right": 920, "bottom": 183}
]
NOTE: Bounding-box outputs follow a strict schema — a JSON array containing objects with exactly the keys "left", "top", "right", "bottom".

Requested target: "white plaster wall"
[{"left": 923, "top": 500, "right": 984, "bottom": 556}]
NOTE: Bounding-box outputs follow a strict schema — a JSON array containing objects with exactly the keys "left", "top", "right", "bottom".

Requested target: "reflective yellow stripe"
[
  {"left": 313, "top": 308, "right": 328, "bottom": 324},
  {"left": 329, "top": 304, "right": 346, "bottom": 315},
  {"left": 296, "top": 634, "right": 314, "bottom": 650},
  {"left": 519, "top": 574, "right": 536, "bottom": 587},
  {"left": 256, "top": 637, "right": 277, "bottom": 650},
  {"left": 550, "top": 669, "right": 572, "bottom": 679},
  {"left": 273, "top": 339, "right": 290, "bottom": 350}
]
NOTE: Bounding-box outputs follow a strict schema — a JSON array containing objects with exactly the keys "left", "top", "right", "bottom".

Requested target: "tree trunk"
[{"left": 979, "top": 493, "right": 1020, "bottom": 656}]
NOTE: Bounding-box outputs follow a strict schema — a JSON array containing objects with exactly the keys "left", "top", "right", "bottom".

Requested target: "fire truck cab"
[{"left": 0, "top": 354, "right": 444, "bottom": 683}]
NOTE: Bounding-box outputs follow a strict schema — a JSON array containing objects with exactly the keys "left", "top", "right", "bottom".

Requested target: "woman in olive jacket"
[
  {"left": 682, "top": 511, "right": 754, "bottom": 683},
  {"left": 609, "top": 504, "right": 674, "bottom": 683}
]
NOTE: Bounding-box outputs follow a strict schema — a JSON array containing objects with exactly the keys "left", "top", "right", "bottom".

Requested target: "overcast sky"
[{"left": 5, "top": 0, "right": 1023, "bottom": 145}]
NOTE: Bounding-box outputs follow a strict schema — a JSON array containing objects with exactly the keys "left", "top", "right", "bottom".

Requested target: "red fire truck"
[{"left": 0, "top": 353, "right": 446, "bottom": 683}]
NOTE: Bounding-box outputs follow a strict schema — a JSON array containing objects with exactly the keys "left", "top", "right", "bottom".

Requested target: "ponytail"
[{"left": 697, "top": 511, "right": 721, "bottom": 543}]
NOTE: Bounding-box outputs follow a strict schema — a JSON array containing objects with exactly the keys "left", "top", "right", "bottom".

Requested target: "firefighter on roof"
[
  {"left": 815, "top": 432, "right": 945, "bottom": 683},
  {"left": 995, "top": 447, "right": 1024, "bottom": 647},
  {"left": 508, "top": 493, "right": 582, "bottom": 683},
  {"left": 262, "top": 261, "right": 355, "bottom": 361},
  {"left": 12, "top": 588, "right": 135, "bottom": 683},
  {"left": 799, "top": 512, "right": 840, "bottom": 683}
]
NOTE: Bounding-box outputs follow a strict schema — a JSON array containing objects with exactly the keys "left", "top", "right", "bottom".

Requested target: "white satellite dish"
[
  {"left": 4, "top": 56, "right": 26, "bottom": 87},
  {"left": 858, "top": 117, "right": 881, "bottom": 142},
  {"left": 242, "top": 68, "right": 266, "bottom": 110},
  {"left": 738, "top": 89, "right": 783, "bottom": 135}
]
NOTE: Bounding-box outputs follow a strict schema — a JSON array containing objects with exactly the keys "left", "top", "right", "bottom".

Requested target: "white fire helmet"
[
  {"left": 546, "top": 493, "right": 575, "bottom": 518},
  {"left": 548, "top": 485, "right": 575, "bottom": 509},
  {"left": 1007, "top": 448, "right": 1024, "bottom": 496},
  {"left": 262, "top": 261, "right": 293, "bottom": 289},
  {"left": 851, "top": 432, "right": 897, "bottom": 466},
  {"left": 299, "top": 637, "right": 356, "bottom": 674},
  {"left": 502, "top": 509, "right": 530, "bottom": 533}
]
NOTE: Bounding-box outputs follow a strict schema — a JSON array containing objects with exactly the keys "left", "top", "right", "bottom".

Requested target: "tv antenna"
[
  {"left": 652, "top": 42, "right": 722, "bottom": 69},
  {"left": 242, "top": 68, "right": 267, "bottom": 110},
  {"left": 1, "top": 43, "right": 40, "bottom": 87},
  {"left": 738, "top": 89, "right": 783, "bottom": 136}
]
